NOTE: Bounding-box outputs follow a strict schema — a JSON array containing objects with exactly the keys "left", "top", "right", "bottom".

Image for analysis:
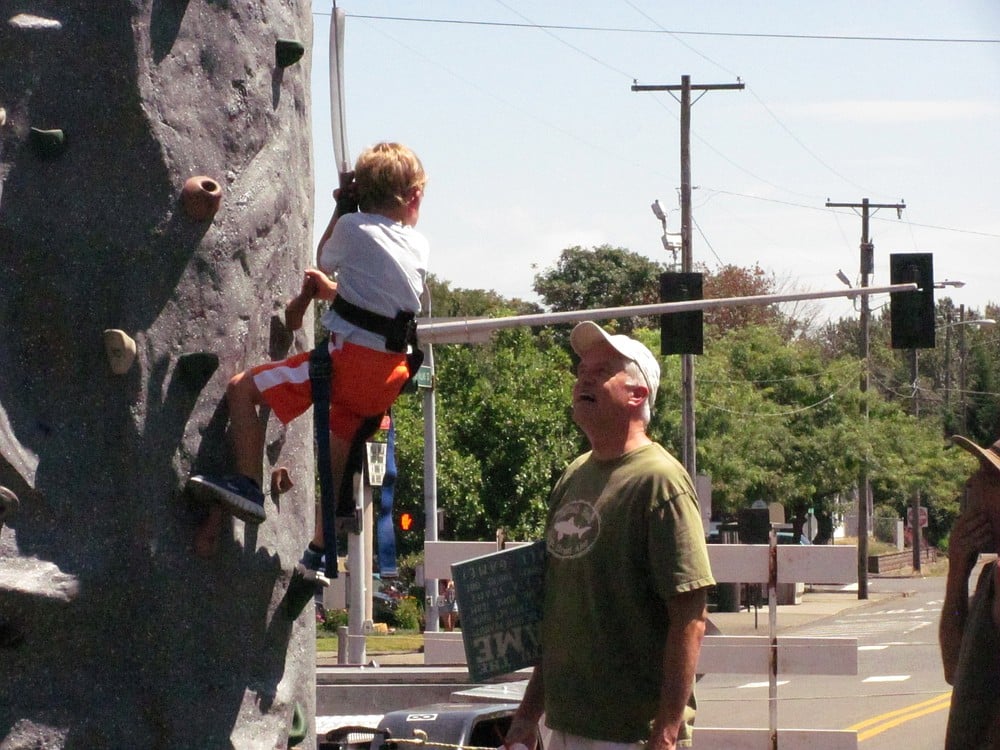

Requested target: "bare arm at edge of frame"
[{"left": 649, "top": 587, "right": 708, "bottom": 750}]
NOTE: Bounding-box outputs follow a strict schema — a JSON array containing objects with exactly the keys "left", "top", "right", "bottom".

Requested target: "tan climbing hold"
[
  {"left": 102, "top": 329, "right": 137, "bottom": 374},
  {"left": 271, "top": 466, "right": 294, "bottom": 496}
]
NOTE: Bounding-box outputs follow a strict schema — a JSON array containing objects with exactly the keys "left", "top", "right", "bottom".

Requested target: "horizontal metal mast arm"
[{"left": 417, "top": 283, "right": 917, "bottom": 345}]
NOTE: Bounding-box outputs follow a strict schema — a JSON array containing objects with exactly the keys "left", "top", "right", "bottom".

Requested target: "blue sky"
[{"left": 309, "top": 1, "right": 1000, "bottom": 326}]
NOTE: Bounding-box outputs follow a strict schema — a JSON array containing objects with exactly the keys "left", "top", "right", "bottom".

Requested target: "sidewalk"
[{"left": 706, "top": 582, "right": 904, "bottom": 637}]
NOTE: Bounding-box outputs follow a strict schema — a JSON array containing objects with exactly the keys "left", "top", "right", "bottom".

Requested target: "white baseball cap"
[{"left": 570, "top": 322, "right": 660, "bottom": 409}]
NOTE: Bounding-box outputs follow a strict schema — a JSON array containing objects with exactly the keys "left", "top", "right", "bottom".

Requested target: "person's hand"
[
  {"left": 502, "top": 714, "right": 538, "bottom": 750},
  {"left": 648, "top": 720, "right": 680, "bottom": 750},
  {"left": 304, "top": 268, "right": 338, "bottom": 301},
  {"left": 333, "top": 171, "right": 358, "bottom": 215},
  {"left": 949, "top": 509, "right": 992, "bottom": 578}
]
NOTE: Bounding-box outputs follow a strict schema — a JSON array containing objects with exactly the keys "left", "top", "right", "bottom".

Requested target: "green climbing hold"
[
  {"left": 29, "top": 127, "right": 66, "bottom": 159},
  {"left": 288, "top": 702, "right": 307, "bottom": 747},
  {"left": 275, "top": 39, "right": 305, "bottom": 68}
]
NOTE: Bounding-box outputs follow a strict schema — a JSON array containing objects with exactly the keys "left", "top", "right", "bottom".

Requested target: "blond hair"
[{"left": 354, "top": 142, "right": 427, "bottom": 213}]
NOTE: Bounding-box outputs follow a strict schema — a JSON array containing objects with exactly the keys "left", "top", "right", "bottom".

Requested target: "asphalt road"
[{"left": 695, "top": 573, "right": 954, "bottom": 748}]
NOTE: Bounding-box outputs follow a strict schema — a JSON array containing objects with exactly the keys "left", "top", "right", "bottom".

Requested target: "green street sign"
[{"left": 415, "top": 365, "right": 434, "bottom": 390}]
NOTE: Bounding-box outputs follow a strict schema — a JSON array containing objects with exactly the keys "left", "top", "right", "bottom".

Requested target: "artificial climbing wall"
[{"left": 0, "top": 3, "right": 317, "bottom": 747}]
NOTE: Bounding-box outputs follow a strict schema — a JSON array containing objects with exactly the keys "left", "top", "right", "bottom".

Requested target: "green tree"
[
  {"left": 390, "top": 325, "right": 577, "bottom": 552},
  {"left": 533, "top": 245, "right": 666, "bottom": 333}
]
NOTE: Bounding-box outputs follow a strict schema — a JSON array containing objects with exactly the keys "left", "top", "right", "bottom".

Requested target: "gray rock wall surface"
[{"left": 0, "top": 2, "right": 317, "bottom": 747}]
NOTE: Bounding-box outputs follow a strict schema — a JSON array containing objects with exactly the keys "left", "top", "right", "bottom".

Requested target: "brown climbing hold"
[
  {"left": 180, "top": 175, "right": 223, "bottom": 221},
  {"left": 271, "top": 467, "right": 293, "bottom": 496}
]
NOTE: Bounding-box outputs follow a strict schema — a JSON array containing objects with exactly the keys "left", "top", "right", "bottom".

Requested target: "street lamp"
[{"left": 651, "top": 199, "right": 682, "bottom": 269}]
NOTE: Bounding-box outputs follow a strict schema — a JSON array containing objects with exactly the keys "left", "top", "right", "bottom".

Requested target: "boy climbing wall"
[{"left": 188, "top": 142, "right": 428, "bottom": 613}]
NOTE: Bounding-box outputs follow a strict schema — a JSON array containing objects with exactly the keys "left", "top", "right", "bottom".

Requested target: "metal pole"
[
  {"left": 910, "top": 348, "right": 921, "bottom": 573},
  {"left": 857, "top": 200, "right": 872, "bottom": 600},
  {"left": 768, "top": 527, "right": 778, "bottom": 749},
  {"left": 680, "top": 75, "right": 696, "bottom": 479},
  {"left": 416, "top": 284, "right": 917, "bottom": 344},
  {"left": 944, "top": 309, "right": 953, "bottom": 415},
  {"left": 347, "top": 469, "right": 367, "bottom": 664},
  {"left": 423, "top": 342, "right": 440, "bottom": 634},
  {"left": 959, "top": 305, "right": 968, "bottom": 436}
]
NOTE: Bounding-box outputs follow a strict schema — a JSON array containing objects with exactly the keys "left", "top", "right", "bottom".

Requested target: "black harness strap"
[
  {"left": 333, "top": 296, "right": 417, "bottom": 354},
  {"left": 309, "top": 339, "right": 339, "bottom": 579}
]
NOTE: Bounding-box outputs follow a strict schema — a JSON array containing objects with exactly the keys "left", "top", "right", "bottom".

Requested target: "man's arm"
[
  {"left": 504, "top": 666, "right": 544, "bottom": 750},
  {"left": 649, "top": 588, "right": 708, "bottom": 750},
  {"left": 939, "top": 509, "right": 991, "bottom": 684}
]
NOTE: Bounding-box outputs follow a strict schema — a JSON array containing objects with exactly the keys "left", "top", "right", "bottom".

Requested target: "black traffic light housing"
[
  {"left": 659, "top": 272, "right": 703, "bottom": 356},
  {"left": 889, "top": 253, "right": 935, "bottom": 350}
]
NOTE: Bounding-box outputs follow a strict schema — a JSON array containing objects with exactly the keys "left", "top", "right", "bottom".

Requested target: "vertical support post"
[
  {"left": 679, "top": 75, "right": 696, "bottom": 478},
  {"left": 944, "top": 309, "right": 953, "bottom": 415},
  {"left": 768, "top": 527, "right": 778, "bottom": 750},
  {"left": 857, "top": 200, "right": 872, "bottom": 600},
  {"left": 348, "top": 470, "right": 367, "bottom": 664},
  {"left": 424, "top": 342, "right": 441, "bottom": 634},
  {"left": 959, "top": 305, "right": 968, "bottom": 437},
  {"left": 364, "top": 476, "right": 375, "bottom": 624},
  {"left": 631, "top": 76, "right": 743, "bottom": 480},
  {"left": 910, "top": 348, "right": 921, "bottom": 573},
  {"left": 825, "top": 197, "right": 903, "bottom": 600}
]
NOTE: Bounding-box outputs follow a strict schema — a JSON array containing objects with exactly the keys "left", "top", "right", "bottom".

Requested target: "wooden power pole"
[
  {"left": 632, "top": 75, "right": 744, "bottom": 480},
  {"left": 825, "top": 198, "right": 906, "bottom": 599}
]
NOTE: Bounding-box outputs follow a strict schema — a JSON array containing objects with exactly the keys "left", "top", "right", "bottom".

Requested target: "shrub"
[
  {"left": 872, "top": 504, "right": 899, "bottom": 545},
  {"left": 395, "top": 596, "right": 422, "bottom": 631},
  {"left": 320, "top": 608, "right": 349, "bottom": 632}
]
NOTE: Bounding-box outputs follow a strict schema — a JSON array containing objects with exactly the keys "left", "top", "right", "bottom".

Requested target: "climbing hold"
[
  {"left": 0, "top": 486, "right": 18, "bottom": 526},
  {"left": 29, "top": 127, "right": 66, "bottom": 159},
  {"left": 180, "top": 175, "right": 222, "bottom": 221},
  {"left": 275, "top": 39, "right": 305, "bottom": 68},
  {"left": 176, "top": 351, "right": 219, "bottom": 390},
  {"left": 287, "top": 702, "right": 307, "bottom": 747},
  {"left": 270, "top": 466, "right": 293, "bottom": 497},
  {"left": 102, "top": 329, "right": 137, "bottom": 374},
  {"left": 8, "top": 13, "right": 62, "bottom": 30},
  {"left": 0, "top": 108, "right": 6, "bottom": 127}
]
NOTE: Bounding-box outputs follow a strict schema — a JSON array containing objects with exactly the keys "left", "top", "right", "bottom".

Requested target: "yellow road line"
[{"left": 848, "top": 691, "right": 952, "bottom": 742}]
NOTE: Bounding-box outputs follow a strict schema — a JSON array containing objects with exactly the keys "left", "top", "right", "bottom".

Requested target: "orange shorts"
[{"left": 250, "top": 338, "right": 410, "bottom": 441}]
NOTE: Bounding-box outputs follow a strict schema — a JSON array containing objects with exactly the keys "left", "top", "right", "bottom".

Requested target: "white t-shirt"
[{"left": 318, "top": 212, "right": 429, "bottom": 351}]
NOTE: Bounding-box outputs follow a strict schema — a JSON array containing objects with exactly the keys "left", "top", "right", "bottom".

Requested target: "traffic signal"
[
  {"left": 889, "top": 253, "right": 935, "bottom": 349},
  {"left": 398, "top": 510, "right": 423, "bottom": 532},
  {"left": 659, "top": 272, "right": 703, "bottom": 355}
]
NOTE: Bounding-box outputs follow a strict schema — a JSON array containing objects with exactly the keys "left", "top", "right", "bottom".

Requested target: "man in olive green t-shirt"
[{"left": 505, "top": 322, "right": 715, "bottom": 750}]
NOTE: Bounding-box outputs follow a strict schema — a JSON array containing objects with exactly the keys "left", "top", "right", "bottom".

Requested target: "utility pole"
[
  {"left": 825, "top": 198, "right": 906, "bottom": 599},
  {"left": 632, "top": 75, "right": 744, "bottom": 479},
  {"left": 909, "top": 347, "right": 922, "bottom": 573}
]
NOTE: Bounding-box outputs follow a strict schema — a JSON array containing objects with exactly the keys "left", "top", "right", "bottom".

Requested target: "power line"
[
  {"left": 319, "top": 7, "right": 1000, "bottom": 245},
  {"left": 332, "top": 13, "right": 1000, "bottom": 45}
]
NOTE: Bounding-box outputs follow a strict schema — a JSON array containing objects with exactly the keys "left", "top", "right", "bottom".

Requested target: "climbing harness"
[{"left": 309, "top": 322, "right": 423, "bottom": 580}]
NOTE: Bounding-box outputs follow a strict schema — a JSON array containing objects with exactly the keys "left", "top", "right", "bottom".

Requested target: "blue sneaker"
[
  {"left": 285, "top": 546, "right": 331, "bottom": 618},
  {"left": 295, "top": 545, "right": 331, "bottom": 586},
  {"left": 186, "top": 474, "right": 265, "bottom": 524}
]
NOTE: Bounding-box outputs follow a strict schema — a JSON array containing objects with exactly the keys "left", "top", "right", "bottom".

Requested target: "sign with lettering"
[{"left": 451, "top": 540, "right": 546, "bottom": 682}]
